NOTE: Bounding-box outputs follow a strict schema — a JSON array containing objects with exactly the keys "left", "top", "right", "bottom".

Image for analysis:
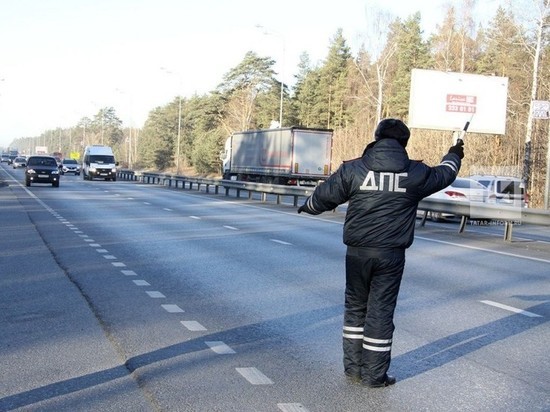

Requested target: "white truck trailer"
[{"left": 221, "top": 127, "right": 333, "bottom": 186}]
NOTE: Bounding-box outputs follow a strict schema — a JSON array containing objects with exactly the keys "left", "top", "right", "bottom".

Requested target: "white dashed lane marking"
[
  {"left": 146, "top": 291, "right": 166, "bottom": 298},
  {"left": 162, "top": 304, "right": 184, "bottom": 313},
  {"left": 270, "top": 239, "right": 292, "bottom": 245},
  {"left": 121, "top": 270, "right": 137, "bottom": 276},
  {"left": 49, "top": 205, "right": 314, "bottom": 408},
  {"left": 206, "top": 341, "right": 236, "bottom": 354},
  {"left": 236, "top": 367, "right": 273, "bottom": 385},
  {"left": 181, "top": 321, "right": 207, "bottom": 331},
  {"left": 481, "top": 300, "right": 543, "bottom": 318}
]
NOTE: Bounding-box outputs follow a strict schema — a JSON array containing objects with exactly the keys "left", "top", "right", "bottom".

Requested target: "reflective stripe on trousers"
[{"left": 343, "top": 249, "right": 405, "bottom": 384}]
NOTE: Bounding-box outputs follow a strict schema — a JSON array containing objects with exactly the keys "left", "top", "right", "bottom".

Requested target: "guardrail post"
[
  {"left": 419, "top": 210, "right": 429, "bottom": 227},
  {"left": 504, "top": 222, "right": 513, "bottom": 241},
  {"left": 458, "top": 216, "right": 468, "bottom": 233}
]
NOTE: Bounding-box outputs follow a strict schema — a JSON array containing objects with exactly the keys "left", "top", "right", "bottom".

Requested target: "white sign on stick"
[
  {"left": 532, "top": 100, "right": 550, "bottom": 119},
  {"left": 408, "top": 69, "right": 508, "bottom": 134}
]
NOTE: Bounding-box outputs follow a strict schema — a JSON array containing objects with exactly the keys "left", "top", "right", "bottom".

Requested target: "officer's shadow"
[{"left": 392, "top": 295, "right": 549, "bottom": 381}]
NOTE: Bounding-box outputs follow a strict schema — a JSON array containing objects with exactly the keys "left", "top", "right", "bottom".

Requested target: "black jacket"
[{"left": 303, "top": 139, "right": 461, "bottom": 249}]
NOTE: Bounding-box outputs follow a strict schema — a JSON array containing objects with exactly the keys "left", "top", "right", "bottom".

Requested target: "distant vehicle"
[
  {"left": 425, "top": 177, "right": 489, "bottom": 221},
  {"left": 220, "top": 127, "right": 333, "bottom": 186},
  {"left": 60, "top": 158, "right": 81, "bottom": 175},
  {"left": 82, "top": 145, "right": 118, "bottom": 181},
  {"left": 8, "top": 150, "right": 19, "bottom": 164},
  {"left": 469, "top": 175, "right": 528, "bottom": 208},
  {"left": 51, "top": 152, "right": 63, "bottom": 167},
  {"left": 1, "top": 153, "right": 9, "bottom": 163},
  {"left": 12, "top": 156, "right": 27, "bottom": 169},
  {"left": 25, "top": 155, "right": 60, "bottom": 187}
]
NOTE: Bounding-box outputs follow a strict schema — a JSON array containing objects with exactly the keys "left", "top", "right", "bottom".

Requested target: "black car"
[{"left": 25, "top": 155, "right": 60, "bottom": 187}]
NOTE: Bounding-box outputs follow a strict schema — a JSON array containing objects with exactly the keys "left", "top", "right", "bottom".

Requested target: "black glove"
[
  {"left": 448, "top": 141, "right": 464, "bottom": 159},
  {"left": 298, "top": 198, "right": 319, "bottom": 215}
]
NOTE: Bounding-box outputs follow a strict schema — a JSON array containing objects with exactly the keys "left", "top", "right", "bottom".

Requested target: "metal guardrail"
[
  {"left": 117, "top": 170, "right": 550, "bottom": 241},
  {"left": 117, "top": 170, "right": 316, "bottom": 206}
]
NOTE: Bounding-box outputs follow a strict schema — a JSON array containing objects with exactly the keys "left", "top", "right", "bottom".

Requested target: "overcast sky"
[{"left": 0, "top": 0, "right": 509, "bottom": 148}]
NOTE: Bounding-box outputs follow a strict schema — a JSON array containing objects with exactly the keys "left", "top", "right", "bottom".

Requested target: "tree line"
[{"left": 10, "top": 2, "right": 550, "bottom": 207}]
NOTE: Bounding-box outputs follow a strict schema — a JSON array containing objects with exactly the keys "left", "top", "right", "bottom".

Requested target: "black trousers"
[{"left": 343, "top": 247, "right": 405, "bottom": 385}]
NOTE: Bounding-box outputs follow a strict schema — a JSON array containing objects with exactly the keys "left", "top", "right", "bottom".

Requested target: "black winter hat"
[{"left": 374, "top": 118, "right": 410, "bottom": 147}]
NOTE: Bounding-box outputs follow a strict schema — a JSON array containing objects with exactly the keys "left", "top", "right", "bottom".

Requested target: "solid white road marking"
[
  {"left": 236, "top": 367, "right": 273, "bottom": 385},
  {"left": 133, "top": 280, "right": 150, "bottom": 286},
  {"left": 415, "top": 236, "right": 550, "bottom": 264},
  {"left": 481, "top": 300, "right": 542, "bottom": 318},
  {"left": 181, "top": 321, "right": 207, "bottom": 331},
  {"left": 278, "top": 404, "right": 310, "bottom": 412},
  {"left": 270, "top": 239, "right": 292, "bottom": 245},
  {"left": 162, "top": 304, "right": 184, "bottom": 313},
  {"left": 206, "top": 341, "right": 236, "bottom": 354},
  {"left": 146, "top": 291, "right": 165, "bottom": 298}
]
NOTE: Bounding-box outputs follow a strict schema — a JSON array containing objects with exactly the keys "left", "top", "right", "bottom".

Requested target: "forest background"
[{"left": 9, "top": 2, "right": 550, "bottom": 208}]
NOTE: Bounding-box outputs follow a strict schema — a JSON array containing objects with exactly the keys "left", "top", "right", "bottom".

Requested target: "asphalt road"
[{"left": 1, "top": 164, "right": 549, "bottom": 412}]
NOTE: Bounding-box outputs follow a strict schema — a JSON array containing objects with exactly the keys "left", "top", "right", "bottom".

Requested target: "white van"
[{"left": 82, "top": 145, "right": 118, "bottom": 181}]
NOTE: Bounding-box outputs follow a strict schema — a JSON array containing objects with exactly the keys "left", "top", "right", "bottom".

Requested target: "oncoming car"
[
  {"left": 61, "top": 158, "right": 81, "bottom": 175},
  {"left": 12, "top": 156, "right": 27, "bottom": 169},
  {"left": 25, "top": 155, "right": 60, "bottom": 187}
]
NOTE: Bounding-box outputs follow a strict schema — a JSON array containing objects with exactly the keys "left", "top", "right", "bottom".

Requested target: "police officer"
[{"left": 298, "top": 118, "right": 464, "bottom": 387}]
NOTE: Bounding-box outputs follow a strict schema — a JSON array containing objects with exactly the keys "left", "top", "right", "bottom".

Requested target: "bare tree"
[{"left": 514, "top": 0, "right": 550, "bottom": 192}]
